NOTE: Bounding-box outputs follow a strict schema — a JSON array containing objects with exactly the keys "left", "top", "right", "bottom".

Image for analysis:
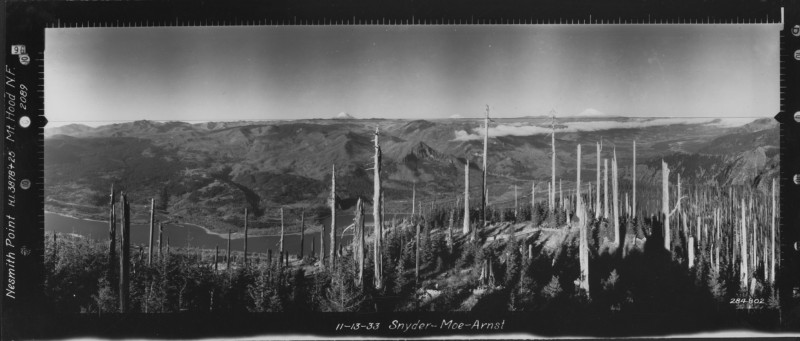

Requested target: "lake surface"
[{"left": 45, "top": 212, "right": 409, "bottom": 256}]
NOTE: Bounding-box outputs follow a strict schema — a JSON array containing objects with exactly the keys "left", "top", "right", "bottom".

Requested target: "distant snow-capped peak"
[
  {"left": 335, "top": 112, "right": 356, "bottom": 119},
  {"left": 576, "top": 108, "right": 607, "bottom": 117}
]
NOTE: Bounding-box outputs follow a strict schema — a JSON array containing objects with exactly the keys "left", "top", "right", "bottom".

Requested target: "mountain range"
[{"left": 45, "top": 116, "right": 779, "bottom": 232}]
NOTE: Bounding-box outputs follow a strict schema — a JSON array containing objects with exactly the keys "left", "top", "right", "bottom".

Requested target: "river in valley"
[{"left": 45, "top": 211, "right": 410, "bottom": 256}]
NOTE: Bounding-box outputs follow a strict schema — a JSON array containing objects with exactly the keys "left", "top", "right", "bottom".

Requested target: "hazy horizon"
[
  {"left": 47, "top": 112, "right": 774, "bottom": 128},
  {"left": 45, "top": 116, "right": 766, "bottom": 138}
]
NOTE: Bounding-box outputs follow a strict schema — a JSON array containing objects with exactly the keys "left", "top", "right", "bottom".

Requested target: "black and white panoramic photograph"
[{"left": 42, "top": 23, "right": 781, "bottom": 321}]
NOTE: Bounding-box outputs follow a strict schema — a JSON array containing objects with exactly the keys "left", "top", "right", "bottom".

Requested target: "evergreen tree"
[
  {"left": 542, "top": 275, "right": 563, "bottom": 300},
  {"left": 323, "top": 258, "right": 364, "bottom": 312},
  {"left": 422, "top": 225, "right": 434, "bottom": 266},
  {"left": 707, "top": 268, "right": 726, "bottom": 303},
  {"left": 394, "top": 259, "right": 408, "bottom": 295},
  {"left": 93, "top": 277, "right": 117, "bottom": 313},
  {"left": 504, "top": 239, "right": 522, "bottom": 288},
  {"left": 556, "top": 208, "right": 567, "bottom": 228},
  {"left": 246, "top": 266, "right": 282, "bottom": 312},
  {"left": 290, "top": 269, "right": 309, "bottom": 312},
  {"left": 310, "top": 270, "right": 331, "bottom": 312}
]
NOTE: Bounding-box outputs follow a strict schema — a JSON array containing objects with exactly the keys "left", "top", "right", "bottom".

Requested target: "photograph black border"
[{"left": 3, "top": 0, "right": 798, "bottom": 339}]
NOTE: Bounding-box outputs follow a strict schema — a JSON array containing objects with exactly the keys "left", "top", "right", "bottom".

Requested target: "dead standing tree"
[
  {"left": 632, "top": 140, "right": 637, "bottom": 219},
  {"left": 415, "top": 222, "right": 421, "bottom": 284},
  {"left": 771, "top": 178, "right": 776, "bottom": 285},
  {"left": 661, "top": 160, "right": 685, "bottom": 252},
  {"left": 741, "top": 196, "right": 748, "bottom": 291},
  {"left": 576, "top": 144, "right": 589, "bottom": 295},
  {"left": 214, "top": 245, "right": 219, "bottom": 272},
  {"left": 612, "top": 148, "right": 619, "bottom": 247},
  {"left": 550, "top": 112, "right": 556, "bottom": 212},
  {"left": 530, "top": 180, "right": 536, "bottom": 224},
  {"left": 514, "top": 184, "right": 518, "bottom": 220},
  {"left": 329, "top": 164, "right": 336, "bottom": 269},
  {"left": 226, "top": 230, "right": 231, "bottom": 271},
  {"left": 158, "top": 222, "right": 163, "bottom": 259},
  {"left": 108, "top": 184, "right": 117, "bottom": 297},
  {"left": 355, "top": 198, "right": 365, "bottom": 287},
  {"left": 482, "top": 105, "right": 490, "bottom": 227},
  {"left": 447, "top": 202, "right": 455, "bottom": 252},
  {"left": 604, "top": 159, "right": 609, "bottom": 219},
  {"left": 148, "top": 198, "right": 155, "bottom": 266},
  {"left": 373, "top": 126, "right": 384, "bottom": 290},
  {"left": 596, "top": 142, "right": 601, "bottom": 219},
  {"left": 411, "top": 183, "right": 416, "bottom": 220},
  {"left": 463, "top": 158, "right": 470, "bottom": 235},
  {"left": 279, "top": 207, "right": 285, "bottom": 257},
  {"left": 299, "top": 209, "right": 305, "bottom": 260},
  {"left": 119, "top": 192, "right": 131, "bottom": 313},
  {"left": 243, "top": 208, "right": 249, "bottom": 268}
]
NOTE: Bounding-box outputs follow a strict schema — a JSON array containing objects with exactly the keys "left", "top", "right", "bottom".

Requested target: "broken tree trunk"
[
  {"left": 226, "top": 230, "right": 231, "bottom": 271},
  {"left": 158, "top": 223, "right": 163, "bottom": 259},
  {"left": 330, "top": 164, "right": 337, "bottom": 268},
  {"left": 531, "top": 181, "right": 536, "bottom": 221},
  {"left": 373, "top": 126, "right": 384, "bottom": 290},
  {"left": 299, "top": 210, "right": 305, "bottom": 260},
  {"left": 447, "top": 206, "right": 454, "bottom": 253},
  {"left": 148, "top": 198, "right": 155, "bottom": 266},
  {"left": 52, "top": 233, "right": 57, "bottom": 262},
  {"left": 688, "top": 236, "right": 695, "bottom": 269},
  {"left": 415, "top": 223, "right": 420, "bottom": 284},
  {"left": 412, "top": 183, "right": 416, "bottom": 218},
  {"left": 625, "top": 193, "right": 629, "bottom": 219},
  {"left": 578, "top": 195, "right": 589, "bottom": 295},
  {"left": 214, "top": 245, "right": 219, "bottom": 272},
  {"left": 320, "top": 210, "right": 326, "bottom": 265},
  {"left": 677, "top": 174, "right": 682, "bottom": 215},
  {"left": 119, "top": 192, "right": 131, "bottom": 313},
  {"left": 697, "top": 216, "right": 702, "bottom": 249},
  {"left": 514, "top": 184, "right": 518, "bottom": 220}
]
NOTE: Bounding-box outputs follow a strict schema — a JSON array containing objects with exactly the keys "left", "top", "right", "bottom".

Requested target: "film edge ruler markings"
[{"left": 47, "top": 14, "right": 781, "bottom": 27}]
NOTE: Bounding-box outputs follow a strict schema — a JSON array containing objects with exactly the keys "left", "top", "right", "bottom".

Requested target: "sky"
[{"left": 45, "top": 24, "right": 780, "bottom": 127}]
